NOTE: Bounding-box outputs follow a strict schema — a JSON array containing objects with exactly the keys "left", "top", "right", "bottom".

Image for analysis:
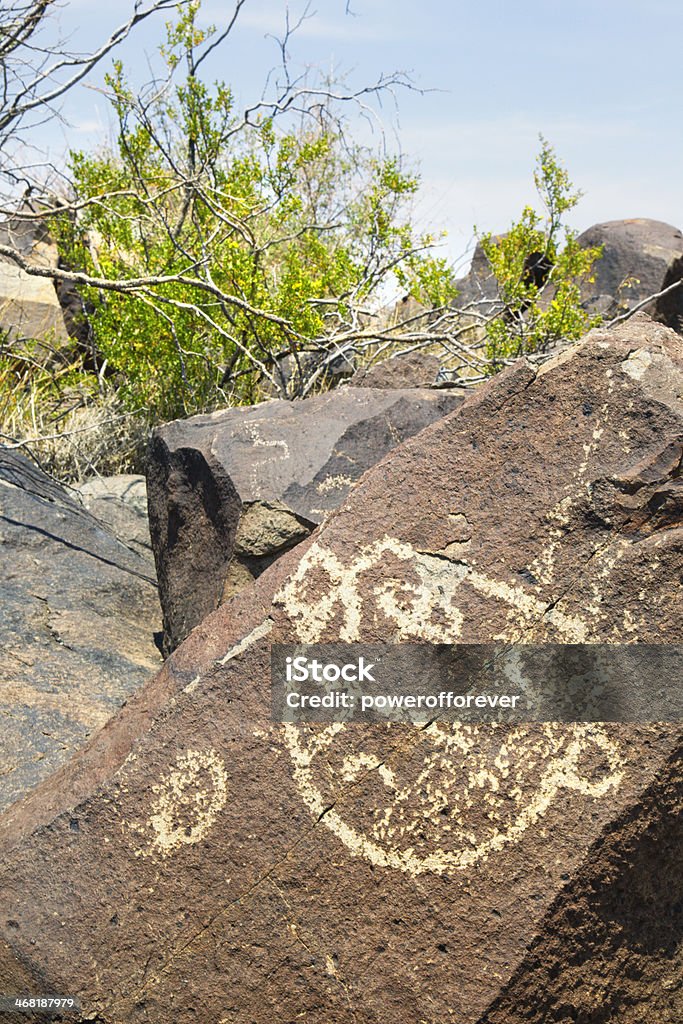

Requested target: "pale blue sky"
[{"left": 35, "top": 0, "right": 683, "bottom": 266}]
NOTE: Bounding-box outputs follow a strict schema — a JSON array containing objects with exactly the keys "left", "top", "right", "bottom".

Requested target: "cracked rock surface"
[
  {"left": 0, "top": 450, "right": 162, "bottom": 813},
  {"left": 147, "top": 385, "right": 463, "bottom": 651},
  {"left": 0, "top": 314, "right": 681, "bottom": 1023}
]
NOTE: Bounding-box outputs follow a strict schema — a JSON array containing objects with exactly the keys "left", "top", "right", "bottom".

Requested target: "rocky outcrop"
[
  {"left": 451, "top": 219, "right": 683, "bottom": 335},
  {"left": 75, "top": 474, "right": 152, "bottom": 560},
  {"left": 576, "top": 218, "right": 683, "bottom": 322},
  {"left": 0, "top": 263, "right": 68, "bottom": 347},
  {"left": 0, "top": 449, "right": 161, "bottom": 814},
  {"left": 452, "top": 237, "right": 503, "bottom": 309},
  {"left": 0, "top": 314, "right": 680, "bottom": 1022},
  {"left": 147, "top": 386, "right": 462, "bottom": 651},
  {"left": 0, "top": 213, "right": 69, "bottom": 347}
]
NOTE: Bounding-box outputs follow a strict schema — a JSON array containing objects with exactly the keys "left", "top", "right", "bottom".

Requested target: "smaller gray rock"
[
  {"left": 75, "top": 474, "right": 152, "bottom": 561},
  {"left": 222, "top": 499, "right": 312, "bottom": 602},
  {"left": 233, "top": 499, "right": 310, "bottom": 559}
]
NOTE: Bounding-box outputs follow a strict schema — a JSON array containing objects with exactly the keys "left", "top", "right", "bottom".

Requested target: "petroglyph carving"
[
  {"left": 316, "top": 474, "right": 354, "bottom": 494},
  {"left": 275, "top": 535, "right": 465, "bottom": 642},
  {"left": 133, "top": 749, "right": 228, "bottom": 859},
  {"left": 284, "top": 722, "right": 624, "bottom": 875},
  {"left": 275, "top": 535, "right": 590, "bottom": 643}
]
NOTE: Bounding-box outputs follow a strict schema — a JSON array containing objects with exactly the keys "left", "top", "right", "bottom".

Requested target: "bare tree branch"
[
  {"left": 0, "top": 1, "right": 188, "bottom": 139},
  {"left": 605, "top": 277, "right": 683, "bottom": 327}
]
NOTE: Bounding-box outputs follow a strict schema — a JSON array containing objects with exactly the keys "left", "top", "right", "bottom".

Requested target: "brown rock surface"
[
  {"left": 0, "top": 450, "right": 162, "bottom": 815},
  {"left": 349, "top": 350, "right": 443, "bottom": 388},
  {"left": 147, "top": 386, "right": 462, "bottom": 650},
  {"left": 0, "top": 314, "right": 681, "bottom": 1022}
]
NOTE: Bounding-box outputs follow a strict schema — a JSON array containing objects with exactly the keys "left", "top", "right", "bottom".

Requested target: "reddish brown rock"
[
  {"left": 147, "top": 386, "right": 462, "bottom": 651},
  {"left": 0, "top": 314, "right": 681, "bottom": 1023}
]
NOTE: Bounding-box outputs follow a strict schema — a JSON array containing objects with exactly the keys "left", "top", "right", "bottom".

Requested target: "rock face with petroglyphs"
[
  {"left": 147, "top": 386, "right": 462, "bottom": 651},
  {"left": 0, "top": 449, "right": 161, "bottom": 815},
  {"left": 0, "top": 314, "right": 681, "bottom": 1023}
]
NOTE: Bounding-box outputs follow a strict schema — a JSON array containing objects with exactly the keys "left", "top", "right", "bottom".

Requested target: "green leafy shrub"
[
  {"left": 477, "top": 138, "right": 603, "bottom": 369},
  {"left": 53, "top": 2, "right": 457, "bottom": 420}
]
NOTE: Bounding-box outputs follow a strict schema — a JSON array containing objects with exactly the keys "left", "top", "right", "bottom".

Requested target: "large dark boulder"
[
  {"left": 147, "top": 386, "right": 463, "bottom": 651},
  {"left": 655, "top": 251, "right": 683, "bottom": 333},
  {"left": 452, "top": 219, "right": 683, "bottom": 335},
  {"left": 577, "top": 218, "right": 683, "bottom": 323},
  {"left": 0, "top": 449, "right": 161, "bottom": 813},
  {"left": 0, "top": 314, "right": 680, "bottom": 1023}
]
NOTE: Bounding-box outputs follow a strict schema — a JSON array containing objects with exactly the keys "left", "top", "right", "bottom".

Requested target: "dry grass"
[{"left": 0, "top": 349, "right": 149, "bottom": 483}]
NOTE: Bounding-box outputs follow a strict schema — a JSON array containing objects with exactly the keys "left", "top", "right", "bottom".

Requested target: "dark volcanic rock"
[
  {"left": 0, "top": 449, "right": 161, "bottom": 813},
  {"left": 452, "top": 220, "right": 683, "bottom": 335},
  {"left": 0, "top": 314, "right": 681, "bottom": 1023},
  {"left": 655, "top": 251, "right": 683, "bottom": 333},
  {"left": 147, "top": 386, "right": 462, "bottom": 650},
  {"left": 480, "top": 746, "right": 683, "bottom": 1024},
  {"left": 577, "top": 218, "right": 683, "bottom": 323}
]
